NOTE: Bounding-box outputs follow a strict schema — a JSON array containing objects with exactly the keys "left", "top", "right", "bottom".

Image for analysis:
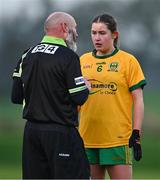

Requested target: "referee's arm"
[
  {"left": 11, "top": 78, "right": 23, "bottom": 104},
  {"left": 11, "top": 49, "right": 30, "bottom": 104},
  {"left": 70, "top": 88, "right": 89, "bottom": 106}
]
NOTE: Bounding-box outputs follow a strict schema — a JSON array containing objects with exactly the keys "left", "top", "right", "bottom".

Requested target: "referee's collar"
[{"left": 41, "top": 35, "right": 67, "bottom": 47}]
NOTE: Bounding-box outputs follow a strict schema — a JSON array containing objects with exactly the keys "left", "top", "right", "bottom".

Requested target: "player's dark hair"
[{"left": 92, "top": 14, "right": 118, "bottom": 47}]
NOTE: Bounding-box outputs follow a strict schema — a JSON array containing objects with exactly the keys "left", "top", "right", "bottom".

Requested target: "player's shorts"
[{"left": 85, "top": 145, "right": 132, "bottom": 165}]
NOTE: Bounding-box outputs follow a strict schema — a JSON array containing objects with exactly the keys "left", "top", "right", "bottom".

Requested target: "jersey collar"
[
  {"left": 41, "top": 35, "right": 67, "bottom": 47},
  {"left": 92, "top": 47, "right": 119, "bottom": 59}
]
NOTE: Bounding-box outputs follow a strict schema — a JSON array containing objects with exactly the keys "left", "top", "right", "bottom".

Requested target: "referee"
[{"left": 11, "top": 12, "right": 90, "bottom": 179}]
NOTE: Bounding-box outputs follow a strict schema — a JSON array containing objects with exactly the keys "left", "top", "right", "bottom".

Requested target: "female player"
[{"left": 79, "top": 13, "right": 146, "bottom": 179}]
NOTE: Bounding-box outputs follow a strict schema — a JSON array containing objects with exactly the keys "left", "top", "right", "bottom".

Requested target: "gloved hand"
[{"left": 129, "top": 129, "right": 142, "bottom": 161}]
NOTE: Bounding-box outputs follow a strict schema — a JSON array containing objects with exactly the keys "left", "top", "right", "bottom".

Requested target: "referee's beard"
[{"left": 65, "top": 30, "right": 77, "bottom": 52}]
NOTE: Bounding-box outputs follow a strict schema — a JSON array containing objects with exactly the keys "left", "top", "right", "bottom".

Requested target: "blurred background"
[{"left": 0, "top": 0, "right": 160, "bottom": 179}]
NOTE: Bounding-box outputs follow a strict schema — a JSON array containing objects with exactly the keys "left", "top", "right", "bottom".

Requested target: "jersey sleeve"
[
  {"left": 65, "top": 53, "right": 88, "bottom": 96},
  {"left": 12, "top": 48, "right": 30, "bottom": 78},
  {"left": 11, "top": 58, "right": 23, "bottom": 104},
  {"left": 127, "top": 56, "right": 147, "bottom": 91},
  {"left": 12, "top": 58, "right": 23, "bottom": 78},
  {"left": 11, "top": 48, "right": 30, "bottom": 104}
]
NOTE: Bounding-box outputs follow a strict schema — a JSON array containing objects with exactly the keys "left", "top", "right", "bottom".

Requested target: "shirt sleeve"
[
  {"left": 11, "top": 78, "right": 23, "bottom": 104},
  {"left": 65, "top": 53, "right": 88, "bottom": 96},
  {"left": 11, "top": 48, "right": 30, "bottom": 104},
  {"left": 11, "top": 58, "right": 23, "bottom": 104},
  {"left": 12, "top": 48, "right": 30, "bottom": 78},
  {"left": 127, "top": 56, "right": 147, "bottom": 91}
]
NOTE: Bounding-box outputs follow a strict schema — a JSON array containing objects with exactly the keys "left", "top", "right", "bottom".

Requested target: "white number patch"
[
  {"left": 74, "top": 76, "right": 84, "bottom": 85},
  {"left": 31, "top": 44, "right": 59, "bottom": 55}
]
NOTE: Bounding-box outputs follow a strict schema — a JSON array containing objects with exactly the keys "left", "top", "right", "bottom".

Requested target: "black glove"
[{"left": 129, "top": 129, "right": 142, "bottom": 161}]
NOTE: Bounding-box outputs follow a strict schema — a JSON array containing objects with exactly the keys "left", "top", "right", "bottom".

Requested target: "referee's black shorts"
[{"left": 22, "top": 121, "right": 90, "bottom": 179}]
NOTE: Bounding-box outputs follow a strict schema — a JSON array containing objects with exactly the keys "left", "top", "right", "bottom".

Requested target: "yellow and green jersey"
[{"left": 79, "top": 48, "right": 146, "bottom": 148}]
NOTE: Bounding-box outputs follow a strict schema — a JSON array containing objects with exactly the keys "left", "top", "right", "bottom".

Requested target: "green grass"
[
  {"left": 0, "top": 132, "right": 22, "bottom": 179},
  {"left": 0, "top": 132, "right": 23, "bottom": 165},
  {"left": 144, "top": 91, "right": 160, "bottom": 130},
  {"left": 0, "top": 131, "right": 160, "bottom": 179},
  {"left": 0, "top": 96, "right": 22, "bottom": 121},
  {"left": 0, "top": 165, "right": 21, "bottom": 179},
  {"left": 144, "top": 91, "right": 160, "bottom": 114},
  {"left": 133, "top": 169, "right": 160, "bottom": 179},
  {"left": 0, "top": 92, "right": 160, "bottom": 179},
  {"left": 133, "top": 132, "right": 160, "bottom": 179}
]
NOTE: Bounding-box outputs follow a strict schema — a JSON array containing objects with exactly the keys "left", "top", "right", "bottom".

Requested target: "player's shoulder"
[
  {"left": 119, "top": 49, "right": 135, "bottom": 58},
  {"left": 80, "top": 52, "right": 92, "bottom": 60},
  {"left": 118, "top": 49, "right": 138, "bottom": 63}
]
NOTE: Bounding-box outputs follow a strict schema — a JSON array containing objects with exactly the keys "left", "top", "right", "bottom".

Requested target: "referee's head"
[{"left": 44, "top": 11, "right": 78, "bottom": 52}]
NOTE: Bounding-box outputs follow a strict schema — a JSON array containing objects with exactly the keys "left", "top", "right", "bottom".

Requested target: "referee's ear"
[{"left": 61, "top": 22, "right": 68, "bottom": 33}]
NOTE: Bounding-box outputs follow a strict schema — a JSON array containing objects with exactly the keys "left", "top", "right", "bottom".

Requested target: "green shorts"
[{"left": 85, "top": 145, "right": 132, "bottom": 165}]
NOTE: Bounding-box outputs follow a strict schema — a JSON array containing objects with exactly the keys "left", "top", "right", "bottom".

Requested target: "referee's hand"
[{"left": 129, "top": 129, "right": 142, "bottom": 161}]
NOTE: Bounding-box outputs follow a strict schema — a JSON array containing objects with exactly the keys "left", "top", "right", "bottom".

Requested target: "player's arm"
[
  {"left": 127, "top": 56, "right": 146, "bottom": 161},
  {"left": 132, "top": 87, "right": 144, "bottom": 130},
  {"left": 129, "top": 87, "right": 144, "bottom": 161}
]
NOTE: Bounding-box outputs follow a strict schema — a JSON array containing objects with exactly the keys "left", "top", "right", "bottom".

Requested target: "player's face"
[{"left": 91, "top": 22, "right": 115, "bottom": 55}]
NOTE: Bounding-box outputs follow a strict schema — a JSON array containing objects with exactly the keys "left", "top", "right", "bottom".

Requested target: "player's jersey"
[
  {"left": 79, "top": 48, "right": 146, "bottom": 148},
  {"left": 12, "top": 36, "right": 88, "bottom": 126}
]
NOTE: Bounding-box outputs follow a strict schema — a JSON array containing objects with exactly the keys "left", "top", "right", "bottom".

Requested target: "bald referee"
[{"left": 11, "top": 12, "right": 90, "bottom": 179}]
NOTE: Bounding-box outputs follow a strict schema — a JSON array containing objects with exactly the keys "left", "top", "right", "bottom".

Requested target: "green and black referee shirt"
[{"left": 12, "top": 36, "right": 88, "bottom": 126}]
